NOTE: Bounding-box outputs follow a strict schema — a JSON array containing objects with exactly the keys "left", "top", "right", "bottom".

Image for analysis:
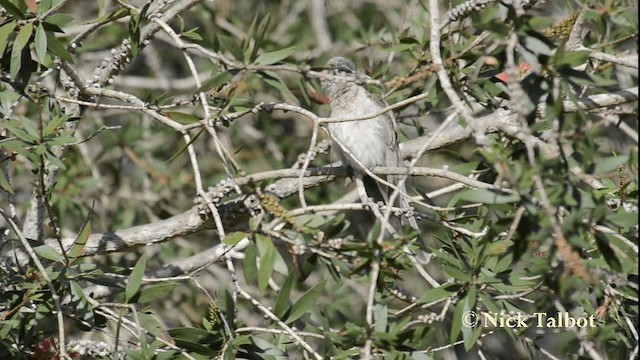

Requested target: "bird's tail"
[{"left": 363, "top": 175, "right": 431, "bottom": 264}]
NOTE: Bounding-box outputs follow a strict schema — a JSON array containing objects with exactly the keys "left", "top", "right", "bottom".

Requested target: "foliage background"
[{"left": 0, "top": 0, "right": 637, "bottom": 359}]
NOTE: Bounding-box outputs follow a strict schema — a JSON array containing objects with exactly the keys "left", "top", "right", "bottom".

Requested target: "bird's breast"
[{"left": 328, "top": 95, "right": 388, "bottom": 168}]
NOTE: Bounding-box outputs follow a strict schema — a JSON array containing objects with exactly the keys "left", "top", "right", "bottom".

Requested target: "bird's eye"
[{"left": 336, "top": 66, "right": 352, "bottom": 75}]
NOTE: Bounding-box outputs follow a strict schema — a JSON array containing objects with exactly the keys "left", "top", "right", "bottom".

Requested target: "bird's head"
[{"left": 321, "top": 57, "right": 370, "bottom": 100}]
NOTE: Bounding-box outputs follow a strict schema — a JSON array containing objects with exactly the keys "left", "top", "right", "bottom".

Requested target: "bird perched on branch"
[{"left": 320, "top": 57, "right": 429, "bottom": 262}]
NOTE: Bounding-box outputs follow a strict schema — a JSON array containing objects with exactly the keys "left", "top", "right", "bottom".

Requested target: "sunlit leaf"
[
  {"left": 0, "top": 21, "right": 17, "bottom": 55},
  {"left": 255, "top": 46, "right": 296, "bottom": 66},
  {"left": 33, "top": 244, "right": 63, "bottom": 262},
  {"left": 274, "top": 272, "right": 295, "bottom": 318},
  {"left": 68, "top": 220, "right": 90, "bottom": 260},
  {"left": 34, "top": 24, "right": 47, "bottom": 64},
  {"left": 256, "top": 234, "right": 276, "bottom": 293},
  {"left": 125, "top": 253, "right": 147, "bottom": 303},
  {"left": 285, "top": 279, "right": 326, "bottom": 324},
  {"left": 10, "top": 23, "right": 33, "bottom": 78}
]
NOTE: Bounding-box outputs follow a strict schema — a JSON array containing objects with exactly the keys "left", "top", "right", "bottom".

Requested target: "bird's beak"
[{"left": 356, "top": 70, "right": 371, "bottom": 82}]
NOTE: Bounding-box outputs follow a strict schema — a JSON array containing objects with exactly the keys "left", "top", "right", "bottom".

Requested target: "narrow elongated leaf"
[
  {"left": 223, "top": 232, "right": 246, "bottom": 246},
  {"left": 263, "top": 77, "right": 297, "bottom": 103},
  {"left": 594, "top": 233, "right": 622, "bottom": 272},
  {"left": 243, "top": 243, "right": 257, "bottom": 285},
  {"left": 0, "top": 21, "right": 17, "bottom": 55},
  {"left": 255, "top": 46, "right": 296, "bottom": 66},
  {"left": 44, "top": 13, "right": 74, "bottom": 26},
  {"left": 442, "top": 264, "right": 471, "bottom": 281},
  {"left": 256, "top": 234, "right": 276, "bottom": 292},
  {"left": 250, "top": 337, "right": 287, "bottom": 356},
  {"left": 33, "top": 244, "right": 63, "bottom": 262},
  {"left": 592, "top": 155, "right": 629, "bottom": 175},
  {"left": 463, "top": 286, "right": 478, "bottom": 351},
  {"left": 10, "top": 23, "right": 33, "bottom": 78},
  {"left": 34, "top": 24, "right": 47, "bottom": 63},
  {"left": 0, "top": 0, "right": 25, "bottom": 19},
  {"left": 285, "top": 279, "right": 326, "bottom": 324},
  {"left": 43, "top": 115, "right": 68, "bottom": 137},
  {"left": 606, "top": 212, "right": 637, "bottom": 229},
  {"left": 248, "top": 14, "right": 270, "bottom": 61},
  {"left": 125, "top": 253, "right": 147, "bottom": 303},
  {"left": 274, "top": 272, "right": 295, "bottom": 318},
  {"left": 196, "top": 71, "right": 232, "bottom": 93},
  {"left": 417, "top": 284, "right": 460, "bottom": 304},
  {"left": 450, "top": 295, "right": 466, "bottom": 344},
  {"left": 453, "top": 188, "right": 520, "bottom": 205},
  {"left": 45, "top": 32, "right": 73, "bottom": 62},
  {"left": 70, "top": 280, "right": 94, "bottom": 325},
  {"left": 133, "top": 283, "right": 180, "bottom": 304},
  {"left": 555, "top": 50, "right": 590, "bottom": 68},
  {"left": 373, "top": 304, "right": 388, "bottom": 333},
  {"left": 0, "top": 171, "right": 14, "bottom": 195},
  {"left": 37, "top": 0, "right": 53, "bottom": 13},
  {"left": 68, "top": 220, "right": 90, "bottom": 260}
]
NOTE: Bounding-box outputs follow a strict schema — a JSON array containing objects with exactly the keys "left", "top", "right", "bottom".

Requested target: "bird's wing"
[{"left": 369, "top": 92, "right": 400, "bottom": 168}]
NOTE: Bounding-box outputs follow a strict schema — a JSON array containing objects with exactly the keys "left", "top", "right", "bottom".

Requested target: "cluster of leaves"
[{"left": 0, "top": 0, "right": 637, "bottom": 359}]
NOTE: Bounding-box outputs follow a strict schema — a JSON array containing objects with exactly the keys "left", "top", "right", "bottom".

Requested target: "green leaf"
[
  {"left": 68, "top": 220, "right": 90, "bottom": 260},
  {"left": 285, "top": 279, "right": 326, "bottom": 324},
  {"left": 243, "top": 243, "right": 257, "bottom": 285},
  {"left": 181, "top": 28, "right": 202, "bottom": 41},
  {"left": 45, "top": 31, "right": 73, "bottom": 62},
  {"left": 137, "top": 311, "right": 170, "bottom": 340},
  {"left": 263, "top": 76, "right": 297, "bottom": 103},
  {"left": 442, "top": 264, "right": 471, "bottom": 282},
  {"left": 43, "top": 114, "right": 68, "bottom": 136},
  {"left": 373, "top": 304, "right": 388, "bottom": 333},
  {"left": 606, "top": 212, "right": 637, "bottom": 229},
  {"left": 274, "top": 271, "right": 295, "bottom": 318},
  {"left": 594, "top": 233, "right": 622, "bottom": 272},
  {"left": 34, "top": 23, "right": 47, "bottom": 64},
  {"left": 448, "top": 161, "right": 480, "bottom": 175},
  {"left": 169, "top": 326, "right": 221, "bottom": 342},
  {"left": 10, "top": 23, "right": 33, "bottom": 78},
  {"left": 592, "top": 155, "right": 629, "bottom": 175},
  {"left": 417, "top": 284, "right": 460, "bottom": 304},
  {"left": 250, "top": 337, "right": 287, "bottom": 356},
  {"left": 223, "top": 231, "right": 247, "bottom": 246},
  {"left": 462, "top": 287, "right": 478, "bottom": 351},
  {"left": 0, "top": 0, "right": 26, "bottom": 19},
  {"left": 256, "top": 234, "right": 276, "bottom": 292},
  {"left": 2, "top": 140, "right": 31, "bottom": 161},
  {"left": 133, "top": 283, "right": 180, "bottom": 304},
  {"left": 38, "top": 0, "right": 53, "bottom": 13},
  {"left": 47, "top": 132, "right": 76, "bottom": 146},
  {"left": 255, "top": 46, "right": 296, "bottom": 66},
  {"left": 385, "top": 43, "right": 417, "bottom": 52},
  {"left": 0, "top": 170, "right": 14, "bottom": 195},
  {"left": 33, "top": 244, "right": 63, "bottom": 262},
  {"left": 45, "top": 14, "right": 75, "bottom": 27},
  {"left": 168, "top": 327, "right": 224, "bottom": 358},
  {"left": 453, "top": 188, "right": 520, "bottom": 205},
  {"left": 555, "top": 50, "right": 590, "bottom": 68},
  {"left": 125, "top": 253, "right": 147, "bottom": 303},
  {"left": 196, "top": 71, "right": 232, "bottom": 93},
  {"left": 0, "top": 21, "right": 17, "bottom": 55},
  {"left": 45, "top": 150, "right": 66, "bottom": 169},
  {"left": 450, "top": 297, "right": 466, "bottom": 344},
  {"left": 69, "top": 280, "right": 94, "bottom": 325},
  {"left": 248, "top": 14, "right": 271, "bottom": 62}
]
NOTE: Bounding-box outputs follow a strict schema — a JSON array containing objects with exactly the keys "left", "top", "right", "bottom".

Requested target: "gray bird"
[
  {"left": 321, "top": 57, "right": 429, "bottom": 261},
  {"left": 320, "top": 57, "right": 399, "bottom": 176}
]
